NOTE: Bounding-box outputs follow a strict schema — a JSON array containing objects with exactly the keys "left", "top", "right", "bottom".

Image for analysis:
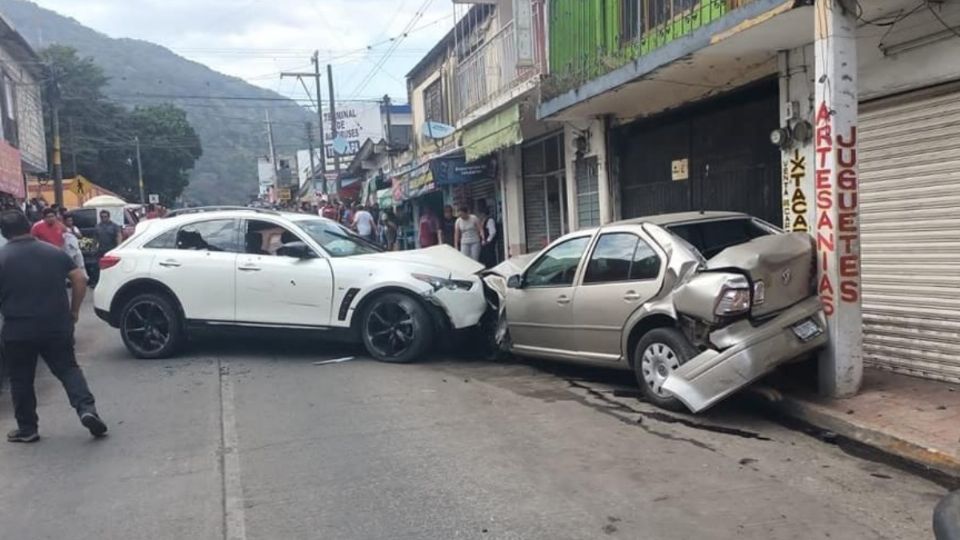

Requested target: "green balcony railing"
[{"left": 544, "top": 0, "right": 757, "bottom": 100}]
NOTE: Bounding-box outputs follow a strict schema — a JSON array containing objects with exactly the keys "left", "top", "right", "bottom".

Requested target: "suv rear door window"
[{"left": 176, "top": 219, "right": 241, "bottom": 252}]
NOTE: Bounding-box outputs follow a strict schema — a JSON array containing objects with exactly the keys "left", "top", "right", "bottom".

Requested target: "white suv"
[{"left": 93, "top": 208, "right": 488, "bottom": 363}]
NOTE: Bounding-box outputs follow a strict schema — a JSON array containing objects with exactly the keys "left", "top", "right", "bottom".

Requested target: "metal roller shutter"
[{"left": 859, "top": 84, "right": 960, "bottom": 382}]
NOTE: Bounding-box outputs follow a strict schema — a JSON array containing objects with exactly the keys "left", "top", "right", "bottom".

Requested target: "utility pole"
[
  {"left": 281, "top": 51, "right": 327, "bottom": 193},
  {"left": 265, "top": 110, "right": 279, "bottom": 199},
  {"left": 68, "top": 117, "right": 78, "bottom": 178},
  {"left": 383, "top": 94, "right": 395, "bottom": 170},
  {"left": 134, "top": 136, "right": 145, "bottom": 204},
  {"left": 305, "top": 121, "right": 317, "bottom": 195},
  {"left": 51, "top": 102, "right": 63, "bottom": 207},
  {"left": 326, "top": 64, "right": 342, "bottom": 194},
  {"left": 814, "top": 0, "right": 862, "bottom": 398}
]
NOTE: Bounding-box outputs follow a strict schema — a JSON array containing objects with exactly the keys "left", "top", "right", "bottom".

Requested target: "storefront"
[
  {"left": 521, "top": 132, "right": 567, "bottom": 252},
  {"left": 858, "top": 82, "right": 960, "bottom": 382},
  {"left": 614, "top": 81, "right": 782, "bottom": 226}
]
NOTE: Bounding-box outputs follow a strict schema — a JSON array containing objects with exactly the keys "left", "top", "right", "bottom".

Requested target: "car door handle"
[
  {"left": 238, "top": 265, "right": 261, "bottom": 272},
  {"left": 158, "top": 260, "right": 181, "bottom": 268},
  {"left": 557, "top": 295, "right": 571, "bottom": 305},
  {"left": 624, "top": 291, "right": 641, "bottom": 302}
]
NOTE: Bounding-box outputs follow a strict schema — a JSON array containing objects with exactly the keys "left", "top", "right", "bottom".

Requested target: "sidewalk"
[{"left": 764, "top": 367, "right": 960, "bottom": 481}]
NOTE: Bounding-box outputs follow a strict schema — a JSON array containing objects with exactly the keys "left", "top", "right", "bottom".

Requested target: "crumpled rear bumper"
[{"left": 662, "top": 296, "right": 827, "bottom": 413}]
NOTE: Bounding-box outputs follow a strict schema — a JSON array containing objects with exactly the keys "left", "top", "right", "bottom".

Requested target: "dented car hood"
[{"left": 351, "top": 244, "right": 485, "bottom": 277}]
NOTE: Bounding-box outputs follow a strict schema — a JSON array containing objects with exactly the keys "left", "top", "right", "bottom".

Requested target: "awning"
[{"left": 462, "top": 103, "right": 522, "bottom": 163}]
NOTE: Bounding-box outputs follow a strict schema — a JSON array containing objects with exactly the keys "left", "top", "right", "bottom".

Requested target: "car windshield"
[
  {"left": 294, "top": 218, "right": 383, "bottom": 258},
  {"left": 666, "top": 218, "right": 778, "bottom": 259}
]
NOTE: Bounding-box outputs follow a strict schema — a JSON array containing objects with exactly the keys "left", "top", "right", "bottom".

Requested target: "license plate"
[{"left": 792, "top": 319, "right": 822, "bottom": 342}]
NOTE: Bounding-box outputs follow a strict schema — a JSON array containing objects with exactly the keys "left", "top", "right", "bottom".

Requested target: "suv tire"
[
  {"left": 119, "top": 293, "right": 184, "bottom": 359},
  {"left": 361, "top": 292, "right": 432, "bottom": 364},
  {"left": 634, "top": 327, "right": 697, "bottom": 412}
]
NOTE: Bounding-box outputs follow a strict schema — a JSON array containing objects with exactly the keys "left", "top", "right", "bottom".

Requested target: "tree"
[
  {"left": 40, "top": 45, "right": 202, "bottom": 204},
  {"left": 128, "top": 105, "right": 202, "bottom": 204}
]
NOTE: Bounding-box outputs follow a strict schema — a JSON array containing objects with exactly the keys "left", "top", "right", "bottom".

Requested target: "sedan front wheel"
[{"left": 361, "top": 293, "right": 433, "bottom": 364}]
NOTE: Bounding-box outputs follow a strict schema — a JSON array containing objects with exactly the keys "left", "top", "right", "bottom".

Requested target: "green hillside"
[{"left": 0, "top": 0, "right": 313, "bottom": 204}]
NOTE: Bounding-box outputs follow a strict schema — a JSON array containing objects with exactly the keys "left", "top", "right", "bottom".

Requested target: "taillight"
[{"left": 99, "top": 255, "right": 121, "bottom": 270}]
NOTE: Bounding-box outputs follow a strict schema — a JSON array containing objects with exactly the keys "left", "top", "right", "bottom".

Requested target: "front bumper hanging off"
[{"left": 662, "top": 296, "right": 828, "bottom": 413}]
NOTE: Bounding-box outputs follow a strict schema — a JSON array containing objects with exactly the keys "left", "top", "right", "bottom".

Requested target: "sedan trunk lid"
[{"left": 706, "top": 232, "right": 815, "bottom": 317}]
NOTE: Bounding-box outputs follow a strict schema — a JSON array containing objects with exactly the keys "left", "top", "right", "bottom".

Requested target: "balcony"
[
  {"left": 539, "top": 0, "right": 801, "bottom": 120},
  {"left": 454, "top": 7, "right": 545, "bottom": 126}
]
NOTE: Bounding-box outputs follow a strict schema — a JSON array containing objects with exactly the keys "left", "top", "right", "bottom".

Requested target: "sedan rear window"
[{"left": 667, "top": 218, "right": 775, "bottom": 259}]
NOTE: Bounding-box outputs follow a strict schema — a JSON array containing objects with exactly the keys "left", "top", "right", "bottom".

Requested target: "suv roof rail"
[{"left": 164, "top": 206, "right": 280, "bottom": 218}]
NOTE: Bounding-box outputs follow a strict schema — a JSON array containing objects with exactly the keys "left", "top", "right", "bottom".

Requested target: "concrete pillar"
[
  {"left": 814, "top": 0, "right": 863, "bottom": 398},
  {"left": 499, "top": 146, "right": 526, "bottom": 257},
  {"left": 778, "top": 46, "right": 816, "bottom": 234}
]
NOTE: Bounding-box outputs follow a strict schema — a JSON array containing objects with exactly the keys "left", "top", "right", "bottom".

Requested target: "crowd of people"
[{"left": 278, "top": 197, "right": 500, "bottom": 267}]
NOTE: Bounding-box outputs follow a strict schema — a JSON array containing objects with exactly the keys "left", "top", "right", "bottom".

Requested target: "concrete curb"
[{"left": 764, "top": 392, "right": 960, "bottom": 481}]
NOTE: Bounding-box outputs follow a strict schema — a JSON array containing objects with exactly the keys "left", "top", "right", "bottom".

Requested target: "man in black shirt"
[{"left": 0, "top": 210, "right": 107, "bottom": 442}]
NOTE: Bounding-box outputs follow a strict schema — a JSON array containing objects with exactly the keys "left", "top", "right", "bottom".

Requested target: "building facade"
[{"left": 0, "top": 13, "right": 47, "bottom": 204}]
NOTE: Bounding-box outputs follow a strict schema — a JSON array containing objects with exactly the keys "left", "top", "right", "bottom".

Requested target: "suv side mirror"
[
  {"left": 277, "top": 241, "right": 317, "bottom": 259},
  {"left": 507, "top": 274, "right": 523, "bottom": 289}
]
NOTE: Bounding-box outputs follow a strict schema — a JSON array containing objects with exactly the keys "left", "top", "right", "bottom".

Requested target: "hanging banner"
[
  {"left": 406, "top": 162, "right": 435, "bottom": 199},
  {"left": 0, "top": 141, "right": 23, "bottom": 198},
  {"left": 431, "top": 155, "right": 497, "bottom": 186}
]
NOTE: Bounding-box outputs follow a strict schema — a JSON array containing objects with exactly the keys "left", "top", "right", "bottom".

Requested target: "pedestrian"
[
  {"left": 454, "top": 206, "right": 483, "bottom": 261},
  {"left": 0, "top": 210, "right": 107, "bottom": 443},
  {"left": 90, "top": 211, "right": 122, "bottom": 288},
  {"left": 418, "top": 206, "right": 440, "bottom": 248},
  {"left": 441, "top": 205, "right": 456, "bottom": 246},
  {"left": 341, "top": 202, "right": 354, "bottom": 225},
  {"left": 478, "top": 205, "right": 498, "bottom": 268},
  {"left": 62, "top": 214, "right": 87, "bottom": 283},
  {"left": 381, "top": 210, "right": 398, "bottom": 251},
  {"left": 145, "top": 204, "right": 160, "bottom": 220},
  {"left": 321, "top": 199, "right": 339, "bottom": 221},
  {"left": 30, "top": 208, "right": 65, "bottom": 248},
  {"left": 352, "top": 204, "right": 377, "bottom": 243}
]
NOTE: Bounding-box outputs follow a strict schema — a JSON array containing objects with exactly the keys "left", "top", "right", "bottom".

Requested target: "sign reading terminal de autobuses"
[{"left": 322, "top": 101, "right": 385, "bottom": 171}]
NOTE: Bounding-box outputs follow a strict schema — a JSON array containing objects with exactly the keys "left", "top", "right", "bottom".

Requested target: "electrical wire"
[
  {"left": 351, "top": 0, "right": 437, "bottom": 96},
  {"left": 925, "top": 1, "right": 960, "bottom": 39}
]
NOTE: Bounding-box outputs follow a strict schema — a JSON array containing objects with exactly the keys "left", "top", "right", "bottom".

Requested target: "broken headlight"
[
  {"left": 412, "top": 273, "right": 474, "bottom": 292},
  {"left": 715, "top": 286, "right": 752, "bottom": 316}
]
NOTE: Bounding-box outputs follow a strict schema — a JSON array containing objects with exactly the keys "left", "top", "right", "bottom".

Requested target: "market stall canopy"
[
  {"left": 462, "top": 103, "right": 522, "bottom": 162},
  {"left": 83, "top": 195, "right": 127, "bottom": 208}
]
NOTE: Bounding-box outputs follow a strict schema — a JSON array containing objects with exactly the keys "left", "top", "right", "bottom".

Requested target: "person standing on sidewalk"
[
  {"left": 454, "top": 206, "right": 483, "bottom": 261},
  {"left": 90, "top": 210, "right": 122, "bottom": 288},
  {"left": 0, "top": 210, "right": 107, "bottom": 443}
]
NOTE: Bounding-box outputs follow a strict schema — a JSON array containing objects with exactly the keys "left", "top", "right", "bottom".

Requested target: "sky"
[{"left": 35, "top": 0, "right": 456, "bottom": 104}]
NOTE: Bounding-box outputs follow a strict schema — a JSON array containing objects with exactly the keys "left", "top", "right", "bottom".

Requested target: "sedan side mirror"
[
  {"left": 507, "top": 274, "right": 523, "bottom": 289},
  {"left": 277, "top": 241, "right": 317, "bottom": 259}
]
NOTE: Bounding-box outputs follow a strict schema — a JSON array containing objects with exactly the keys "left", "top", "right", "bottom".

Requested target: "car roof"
[
  {"left": 609, "top": 211, "right": 749, "bottom": 228},
  {"left": 159, "top": 208, "right": 331, "bottom": 225}
]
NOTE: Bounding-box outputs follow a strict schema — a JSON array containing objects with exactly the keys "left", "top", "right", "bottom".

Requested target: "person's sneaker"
[
  {"left": 80, "top": 413, "right": 108, "bottom": 438},
  {"left": 6, "top": 429, "right": 39, "bottom": 443}
]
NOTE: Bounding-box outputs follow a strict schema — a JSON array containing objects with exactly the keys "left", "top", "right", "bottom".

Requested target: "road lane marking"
[{"left": 219, "top": 360, "right": 247, "bottom": 540}]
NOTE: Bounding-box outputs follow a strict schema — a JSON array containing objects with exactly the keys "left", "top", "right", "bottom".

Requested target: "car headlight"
[
  {"left": 715, "top": 286, "right": 752, "bottom": 316},
  {"left": 412, "top": 273, "right": 474, "bottom": 292}
]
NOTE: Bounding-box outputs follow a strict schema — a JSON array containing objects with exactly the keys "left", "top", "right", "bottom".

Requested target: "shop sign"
[
  {"left": 671, "top": 158, "right": 689, "bottom": 181},
  {"left": 431, "top": 156, "right": 496, "bottom": 186},
  {"left": 406, "top": 163, "right": 435, "bottom": 198},
  {"left": 0, "top": 140, "right": 23, "bottom": 198}
]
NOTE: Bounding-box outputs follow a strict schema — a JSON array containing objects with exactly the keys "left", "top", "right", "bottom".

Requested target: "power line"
[{"left": 352, "top": 0, "right": 439, "bottom": 96}]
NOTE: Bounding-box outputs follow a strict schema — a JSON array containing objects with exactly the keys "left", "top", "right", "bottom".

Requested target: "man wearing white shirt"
[{"left": 352, "top": 205, "right": 377, "bottom": 243}]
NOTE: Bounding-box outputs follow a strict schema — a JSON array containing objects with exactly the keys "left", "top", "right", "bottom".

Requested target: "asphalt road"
[{"left": 0, "top": 301, "right": 947, "bottom": 540}]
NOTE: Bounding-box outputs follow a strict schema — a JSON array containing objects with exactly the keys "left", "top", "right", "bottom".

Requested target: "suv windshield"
[
  {"left": 666, "top": 218, "right": 777, "bottom": 259},
  {"left": 294, "top": 218, "right": 383, "bottom": 258}
]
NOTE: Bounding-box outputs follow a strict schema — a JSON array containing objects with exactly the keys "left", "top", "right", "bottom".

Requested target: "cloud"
[{"left": 35, "top": 0, "right": 453, "bottom": 101}]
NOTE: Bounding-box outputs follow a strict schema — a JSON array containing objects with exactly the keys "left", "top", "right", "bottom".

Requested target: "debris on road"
[{"left": 313, "top": 357, "right": 356, "bottom": 366}]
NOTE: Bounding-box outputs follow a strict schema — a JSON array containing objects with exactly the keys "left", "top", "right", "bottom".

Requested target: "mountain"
[{"left": 0, "top": 0, "right": 314, "bottom": 205}]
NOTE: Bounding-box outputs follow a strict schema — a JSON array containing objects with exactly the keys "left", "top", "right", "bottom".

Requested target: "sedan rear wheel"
[
  {"left": 361, "top": 293, "right": 432, "bottom": 364},
  {"left": 634, "top": 327, "right": 697, "bottom": 412}
]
